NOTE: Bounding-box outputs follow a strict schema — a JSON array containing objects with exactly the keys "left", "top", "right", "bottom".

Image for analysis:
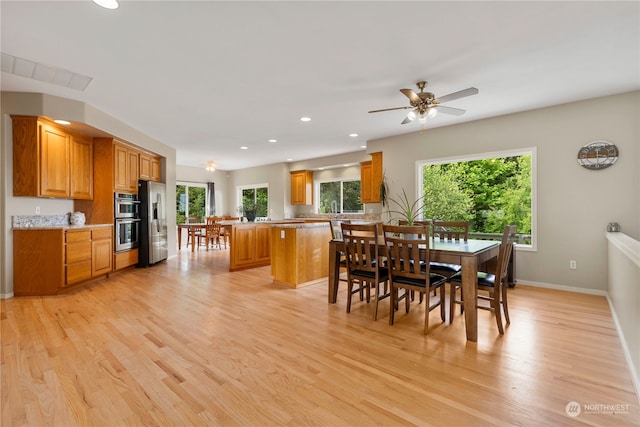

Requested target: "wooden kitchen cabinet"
[
  {"left": 228, "top": 223, "right": 271, "bottom": 271},
  {"left": 114, "top": 141, "right": 139, "bottom": 193},
  {"left": 290, "top": 170, "right": 313, "bottom": 205},
  {"left": 70, "top": 134, "right": 94, "bottom": 200},
  {"left": 360, "top": 151, "right": 383, "bottom": 203},
  {"left": 12, "top": 116, "right": 93, "bottom": 199},
  {"left": 139, "top": 152, "right": 161, "bottom": 182},
  {"left": 13, "top": 226, "right": 113, "bottom": 296}
]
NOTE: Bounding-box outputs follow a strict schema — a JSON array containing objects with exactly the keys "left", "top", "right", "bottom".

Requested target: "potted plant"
[
  {"left": 386, "top": 189, "right": 425, "bottom": 226},
  {"left": 242, "top": 204, "right": 258, "bottom": 222}
]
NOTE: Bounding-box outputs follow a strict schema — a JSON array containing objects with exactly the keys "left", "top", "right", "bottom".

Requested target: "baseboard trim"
[{"left": 514, "top": 279, "right": 607, "bottom": 296}]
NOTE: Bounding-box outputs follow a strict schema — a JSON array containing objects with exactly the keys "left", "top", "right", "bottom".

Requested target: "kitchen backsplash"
[{"left": 12, "top": 214, "right": 70, "bottom": 228}]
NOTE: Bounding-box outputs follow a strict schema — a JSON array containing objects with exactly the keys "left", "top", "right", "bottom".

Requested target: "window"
[
  {"left": 418, "top": 148, "right": 535, "bottom": 249},
  {"left": 318, "top": 179, "right": 363, "bottom": 214},
  {"left": 239, "top": 184, "right": 269, "bottom": 217},
  {"left": 176, "top": 183, "right": 207, "bottom": 224}
]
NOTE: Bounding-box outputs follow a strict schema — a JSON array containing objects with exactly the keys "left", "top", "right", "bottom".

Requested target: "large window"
[
  {"left": 418, "top": 148, "right": 535, "bottom": 249},
  {"left": 176, "top": 183, "right": 206, "bottom": 224},
  {"left": 318, "top": 179, "right": 363, "bottom": 214},
  {"left": 239, "top": 185, "right": 269, "bottom": 217}
]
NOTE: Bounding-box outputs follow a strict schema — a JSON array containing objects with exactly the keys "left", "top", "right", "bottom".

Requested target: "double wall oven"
[{"left": 114, "top": 192, "right": 141, "bottom": 252}]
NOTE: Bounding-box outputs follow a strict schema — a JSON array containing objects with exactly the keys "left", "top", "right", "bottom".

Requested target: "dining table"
[
  {"left": 177, "top": 223, "right": 206, "bottom": 251},
  {"left": 328, "top": 237, "right": 501, "bottom": 342}
]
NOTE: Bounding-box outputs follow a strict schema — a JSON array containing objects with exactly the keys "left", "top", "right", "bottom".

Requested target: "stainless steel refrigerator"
[{"left": 138, "top": 180, "right": 168, "bottom": 266}]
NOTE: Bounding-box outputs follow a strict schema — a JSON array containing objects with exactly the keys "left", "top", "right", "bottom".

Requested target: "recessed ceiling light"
[
  {"left": 240, "top": 146, "right": 248, "bottom": 150},
  {"left": 54, "top": 119, "right": 71, "bottom": 125},
  {"left": 349, "top": 133, "right": 358, "bottom": 137},
  {"left": 268, "top": 139, "right": 277, "bottom": 143},
  {"left": 300, "top": 117, "right": 311, "bottom": 122},
  {"left": 287, "top": 158, "right": 293, "bottom": 162},
  {"left": 93, "top": 0, "right": 119, "bottom": 10},
  {"left": 360, "top": 145, "right": 367, "bottom": 149}
]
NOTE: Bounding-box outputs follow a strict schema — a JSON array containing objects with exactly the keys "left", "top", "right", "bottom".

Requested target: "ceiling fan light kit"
[{"left": 369, "top": 80, "right": 478, "bottom": 125}]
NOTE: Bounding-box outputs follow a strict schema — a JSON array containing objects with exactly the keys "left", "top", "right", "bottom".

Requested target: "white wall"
[
  {"left": 368, "top": 91, "right": 640, "bottom": 292},
  {"left": 175, "top": 165, "right": 228, "bottom": 216},
  {"left": 1, "top": 92, "right": 177, "bottom": 297},
  {"left": 226, "top": 162, "right": 290, "bottom": 220}
]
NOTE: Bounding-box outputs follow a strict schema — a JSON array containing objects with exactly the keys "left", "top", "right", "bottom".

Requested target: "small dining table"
[
  {"left": 177, "top": 223, "right": 206, "bottom": 251},
  {"left": 328, "top": 237, "right": 501, "bottom": 342}
]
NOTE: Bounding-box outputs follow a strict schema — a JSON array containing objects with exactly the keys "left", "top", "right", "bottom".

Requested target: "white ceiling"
[{"left": 2, "top": 1, "right": 639, "bottom": 170}]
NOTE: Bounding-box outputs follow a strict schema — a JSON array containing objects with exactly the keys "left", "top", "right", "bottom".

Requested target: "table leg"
[
  {"left": 328, "top": 241, "right": 340, "bottom": 303},
  {"left": 178, "top": 226, "right": 183, "bottom": 250},
  {"left": 192, "top": 227, "right": 197, "bottom": 252},
  {"left": 461, "top": 256, "right": 478, "bottom": 342}
]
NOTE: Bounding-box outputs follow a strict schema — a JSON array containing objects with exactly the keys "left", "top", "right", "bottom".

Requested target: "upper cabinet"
[
  {"left": 12, "top": 116, "right": 93, "bottom": 200},
  {"left": 139, "top": 152, "right": 161, "bottom": 182},
  {"left": 290, "top": 170, "right": 313, "bottom": 205},
  {"left": 360, "top": 152, "right": 383, "bottom": 204},
  {"left": 114, "top": 142, "right": 139, "bottom": 193}
]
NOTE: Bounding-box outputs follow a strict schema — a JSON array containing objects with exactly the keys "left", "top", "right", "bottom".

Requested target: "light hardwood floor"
[{"left": 2, "top": 248, "right": 639, "bottom": 426}]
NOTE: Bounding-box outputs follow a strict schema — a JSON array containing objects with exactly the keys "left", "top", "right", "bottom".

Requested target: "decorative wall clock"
[{"left": 577, "top": 140, "right": 619, "bottom": 170}]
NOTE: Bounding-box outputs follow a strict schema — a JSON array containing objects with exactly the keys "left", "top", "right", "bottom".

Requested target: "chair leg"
[
  {"left": 491, "top": 289, "right": 504, "bottom": 335},
  {"left": 423, "top": 292, "right": 430, "bottom": 335},
  {"left": 449, "top": 282, "right": 457, "bottom": 324},
  {"left": 502, "top": 277, "right": 511, "bottom": 325},
  {"left": 439, "top": 286, "right": 446, "bottom": 322},
  {"left": 346, "top": 280, "right": 354, "bottom": 313},
  {"left": 372, "top": 283, "right": 379, "bottom": 321},
  {"left": 389, "top": 286, "right": 396, "bottom": 325}
]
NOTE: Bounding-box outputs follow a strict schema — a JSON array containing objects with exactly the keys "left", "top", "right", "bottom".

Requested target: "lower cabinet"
[
  {"left": 228, "top": 223, "right": 271, "bottom": 271},
  {"left": 13, "top": 226, "right": 113, "bottom": 296}
]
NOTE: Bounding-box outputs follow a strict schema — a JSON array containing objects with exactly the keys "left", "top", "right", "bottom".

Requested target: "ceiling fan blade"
[
  {"left": 436, "top": 105, "right": 466, "bottom": 116},
  {"left": 400, "top": 88, "right": 421, "bottom": 104},
  {"left": 368, "top": 106, "right": 411, "bottom": 113},
  {"left": 436, "top": 87, "right": 479, "bottom": 104}
]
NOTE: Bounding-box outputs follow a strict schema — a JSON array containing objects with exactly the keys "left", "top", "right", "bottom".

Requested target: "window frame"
[
  {"left": 416, "top": 147, "right": 537, "bottom": 251},
  {"left": 316, "top": 178, "right": 364, "bottom": 214},
  {"left": 176, "top": 181, "right": 208, "bottom": 224},
  {"left": 237, "top": 183, "right": 269, "bottom": 218}
]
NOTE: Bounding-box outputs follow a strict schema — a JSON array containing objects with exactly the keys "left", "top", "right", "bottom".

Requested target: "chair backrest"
[
  {"left": 204, "top": 220, "right": 222, "bottom": 237},
  {"left": 329, "top": 219, "right": 351, "bottom": 240},
  {"left": 187, "top": 216, "right": 201, "bottom": 224},
  {"left": 341, "top": 222, "right": 380, "bottom": 275},
  {"left": 383, "top": 224, "right": 431, "bottom": 282},
  {"left": 432, "top": 221, "right": 469, "bottom": 241},
  {"left": 495, "top": 225, "right": 517, "bottom": 281}
]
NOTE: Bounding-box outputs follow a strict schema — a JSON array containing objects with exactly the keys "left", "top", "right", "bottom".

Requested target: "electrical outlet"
[
  {"left": 569, "top": 260, "right": 577, "bottom": 270},
  {"left": 280, "top": 230, "right": 285, "bottom": 239},
  {"left": 35, "top": 206, "right": 41, "bottom": 215}
]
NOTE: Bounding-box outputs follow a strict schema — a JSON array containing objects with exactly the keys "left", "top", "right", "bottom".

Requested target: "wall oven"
[
  {"left": 114, "top": 192, "right": 141, "bottom": 252},
  {"left": 115, "top": 218, "right": 141, "bottom": 252},
  {"left": 114, "top": 192, "right": 140, "bottom": 218}
]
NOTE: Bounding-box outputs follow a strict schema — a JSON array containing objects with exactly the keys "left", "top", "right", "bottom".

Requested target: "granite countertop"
[
  {"left": 13, "top": 223, "right": 113, "bottom": 231},
  {"left": 270, "top": 222, "right": 329, "bottom": 229}
]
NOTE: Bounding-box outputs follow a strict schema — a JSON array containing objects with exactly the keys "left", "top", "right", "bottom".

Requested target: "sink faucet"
[{"left": 331, "top": 200, "right": 338, "bottom": 218}]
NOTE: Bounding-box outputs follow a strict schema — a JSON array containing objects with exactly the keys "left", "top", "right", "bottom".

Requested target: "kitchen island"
[
  {"left": 270, "top": 222, "right": 331, "bottom": 288},
  {"left": 226, "top": 220, "right": 306, "bottom": 272}
]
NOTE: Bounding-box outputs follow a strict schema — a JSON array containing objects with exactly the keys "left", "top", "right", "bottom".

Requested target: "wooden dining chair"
[
  {"left": 449, "top": 225, "right": 517, "bottom": 334},
  {"left": 428, "top": 221, "right": 469, "bottom": 320},
  {"left": 198, "top": 217, "right": 223, "bottom": 250},
  {"left": 341, "top": 222, "right": 389, "bottom": 320},
  {"left": 383, "top": 224, "right": 447, "bottom": 334},
  {"left": 329, "top": 219, "right": 351, "bottom": 287},
  {"left": 186, "top": 216, "right": 203, "bottom": 248}
]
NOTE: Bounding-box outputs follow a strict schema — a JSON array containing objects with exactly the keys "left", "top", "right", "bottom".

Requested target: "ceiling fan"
[{"left": 368, "top": 81, "right": 478, "bottom": 124}]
